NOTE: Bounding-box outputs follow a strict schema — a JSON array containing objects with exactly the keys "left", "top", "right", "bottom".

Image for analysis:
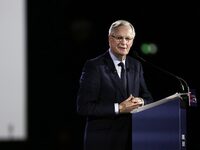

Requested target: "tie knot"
[{"left": 118, "top": 62, "right": 125, "bottom": 70}]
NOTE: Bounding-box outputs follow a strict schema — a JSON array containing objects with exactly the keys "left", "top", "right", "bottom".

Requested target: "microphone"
[{"left": 132, "top": 51, "right": 190, "bottom": 105}]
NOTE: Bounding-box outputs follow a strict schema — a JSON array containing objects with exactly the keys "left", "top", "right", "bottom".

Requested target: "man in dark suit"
[{"left": 76, "top": 20, "right": 153, "bottom": 150}]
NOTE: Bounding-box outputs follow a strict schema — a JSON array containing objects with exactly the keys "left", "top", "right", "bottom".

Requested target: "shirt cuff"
[{"left": 114, "top": 103, "right": 119, "bottom": 114}]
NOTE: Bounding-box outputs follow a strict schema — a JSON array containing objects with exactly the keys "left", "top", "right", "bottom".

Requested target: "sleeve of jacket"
[{"left": 76, "top": 59, "right": 116, "bottom": 117}]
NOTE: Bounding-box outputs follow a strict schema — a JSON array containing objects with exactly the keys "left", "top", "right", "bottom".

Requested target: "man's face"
[{"left": 109, "top": 25, "right": 135, "bottom": 60}]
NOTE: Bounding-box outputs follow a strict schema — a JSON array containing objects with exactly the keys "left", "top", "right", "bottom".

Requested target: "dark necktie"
[{"left": 118, "top": 62, "right": 127, "bottom": 95}]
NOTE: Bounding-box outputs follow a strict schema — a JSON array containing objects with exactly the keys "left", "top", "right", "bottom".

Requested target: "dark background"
[{"left": 1, "top": 1, "right": 199, "bottom": 150}]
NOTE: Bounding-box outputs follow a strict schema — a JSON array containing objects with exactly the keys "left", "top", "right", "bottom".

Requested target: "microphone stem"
[{"left": 133, "top": 51, "right": 189, "bottom": 93}]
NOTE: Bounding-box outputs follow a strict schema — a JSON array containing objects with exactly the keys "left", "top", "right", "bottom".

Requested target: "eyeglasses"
[{"left": 111, "top": 35, "right": 133, "bottom": 42}]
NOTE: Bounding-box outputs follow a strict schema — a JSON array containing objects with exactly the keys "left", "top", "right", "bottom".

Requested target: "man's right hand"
[{"left": 119, "top": 95, "right": 143, "bottom": 113}]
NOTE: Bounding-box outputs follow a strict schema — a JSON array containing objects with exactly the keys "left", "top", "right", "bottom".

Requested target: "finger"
[
  {"left": 131, "top": 97, "right": 141, "bottom": 102},
  {"left": 130, "top": 94, "right": 134, "bottom": 99},
  {"left": 125, "top": 95, "right": 134, "bottom": 101}
]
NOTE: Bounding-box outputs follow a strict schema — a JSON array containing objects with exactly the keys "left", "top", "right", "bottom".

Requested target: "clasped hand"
[{"left": 119, "top": 95, "right": 144, "bottom": 113}]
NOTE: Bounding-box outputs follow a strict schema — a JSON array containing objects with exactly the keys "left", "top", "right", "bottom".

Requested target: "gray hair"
[{"left": 108, "top": 20, "right": 135, "bottom": 36}]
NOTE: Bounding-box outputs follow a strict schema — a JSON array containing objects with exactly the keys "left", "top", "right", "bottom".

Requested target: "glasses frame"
[{"left": 111, "top": 35, "right": 134, "bottom": 43}]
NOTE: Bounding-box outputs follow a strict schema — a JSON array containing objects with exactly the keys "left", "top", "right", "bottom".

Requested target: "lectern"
[{"left": 131, "top": 93, "right": 187, "bottom": 150}]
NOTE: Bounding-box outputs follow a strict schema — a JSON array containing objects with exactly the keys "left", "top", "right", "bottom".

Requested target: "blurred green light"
[{"left": 140, "top": 43, "right": 158, "bottom": 55}]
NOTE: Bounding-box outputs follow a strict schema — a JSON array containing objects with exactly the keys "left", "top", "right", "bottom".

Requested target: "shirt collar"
[{"left": 109, "top": 49, "right": 126, "bottom": 67}]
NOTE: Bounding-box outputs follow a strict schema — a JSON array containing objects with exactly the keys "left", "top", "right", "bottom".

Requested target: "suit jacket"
[{"left": 77, "top": 50, "right": 153, "bottom": 150}]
